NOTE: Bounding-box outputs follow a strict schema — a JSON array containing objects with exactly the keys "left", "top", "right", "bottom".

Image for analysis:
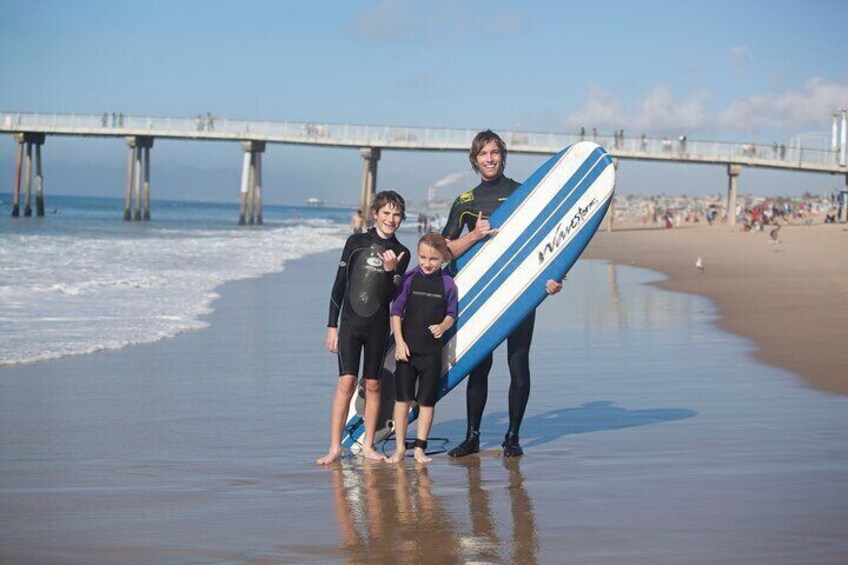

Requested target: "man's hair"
[
  {"left": 469, "top": 129, "right": 507, "bottom": 174},
  {"left": 370, "top": 190, "right": 406, "bottom": 220},
  {"left": 418, "top": 232, "right": 452, "bottom": 262}
]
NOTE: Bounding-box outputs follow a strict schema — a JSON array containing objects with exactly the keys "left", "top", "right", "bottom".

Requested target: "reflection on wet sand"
[{"left": 328, "top": 457, "right": 538, "bottom": 563}]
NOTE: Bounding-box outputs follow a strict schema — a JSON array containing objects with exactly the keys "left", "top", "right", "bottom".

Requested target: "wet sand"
[
  {"left": 585, "top": 222, "right": 848, "bottom": 395},
  {"left": 2, "top": 249, "right": 847, "bottom": 563}
]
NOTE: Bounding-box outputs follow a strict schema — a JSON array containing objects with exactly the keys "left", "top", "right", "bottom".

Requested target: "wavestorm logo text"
[{"left": 537, "top": 197, "right": 599, "bottom": 264}]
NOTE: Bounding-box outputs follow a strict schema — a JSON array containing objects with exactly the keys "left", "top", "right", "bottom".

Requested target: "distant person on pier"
[
  {"left": 101, "top": 112, "right": 108, "bottom": 127},
  {"left": 317, "top": 191, "right": 411, "bottom": 465},
  {"left": 441, "top": 130, "right": 564, "bottom": 459},
  {"left": 206, "top": 112, "right": 214, "bottom": 130}
]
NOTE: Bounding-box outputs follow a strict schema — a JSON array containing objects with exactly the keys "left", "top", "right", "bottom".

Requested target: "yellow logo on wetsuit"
[{"left": 459, "top": 190, "right": 475, "bottom": 204}]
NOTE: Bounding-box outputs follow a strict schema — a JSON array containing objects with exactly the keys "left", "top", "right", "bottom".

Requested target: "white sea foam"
[{"left": 0, "top": 221, "right": 347, "bottom": 366}]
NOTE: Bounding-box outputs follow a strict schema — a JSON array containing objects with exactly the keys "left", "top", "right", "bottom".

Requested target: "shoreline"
[{"left": 584, "top": 222, "right": 848, "bottom": 396}]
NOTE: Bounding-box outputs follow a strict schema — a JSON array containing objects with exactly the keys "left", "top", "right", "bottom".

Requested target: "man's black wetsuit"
[
  {"left": 390, "top": 266, "right": 458, "bottom": 407},
  {"left": 328, "top": 228, "right": 410, "bottom": 379},
  {"left": 442, "top": 175, "right": 535, "bottom": 455}
]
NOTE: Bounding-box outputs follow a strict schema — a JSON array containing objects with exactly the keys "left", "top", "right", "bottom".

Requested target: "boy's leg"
[
  {"left": 387, "top": 400, "right": 411, "bottom": 463},
  {"left": 317, "top": 374, "right": 357, "bottom": 465},
  {"left": 361, "top": 377, "right": 387, "bottom": 461}
]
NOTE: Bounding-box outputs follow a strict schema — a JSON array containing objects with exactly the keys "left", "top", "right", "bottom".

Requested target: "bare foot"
[
  {"left": 361, "top": 447, "right": 388, "bottom": 462},
  {"left": 316, "top": 447, "right": 343, "bottom": 465},
  {"left": 387, "top": 450, "right": 406, "bottom": 464},
  {"left": 413, "top": 448, "right": 432, "bottom": 464}
]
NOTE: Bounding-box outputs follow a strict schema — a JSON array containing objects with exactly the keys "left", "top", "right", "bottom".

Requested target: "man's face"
[{"left": 475, "top": 140, "right": 504, "bottom": 182}]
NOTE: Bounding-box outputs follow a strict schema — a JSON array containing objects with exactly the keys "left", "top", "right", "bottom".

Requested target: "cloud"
[
  {"left": 433, "top": 172, "right": 464, "bottom": 188},
  {"left": 729, "top": 44, "right": 751, "bottom": 65},
  {"left": 719, "top": 77, "right": 848, "bottom": 132},
  {"left": 348, "top": 1, "right": 526, "bottom": 44}
]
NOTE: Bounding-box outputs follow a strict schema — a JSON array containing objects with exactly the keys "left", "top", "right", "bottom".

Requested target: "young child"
[
  {"left": 387, "top": 233, "right": 458, "bottom": 464},
  {"left": 317, "top": 191, "right": 411, "bottom": 465}
]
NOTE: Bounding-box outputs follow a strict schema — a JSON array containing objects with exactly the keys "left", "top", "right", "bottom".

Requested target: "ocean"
[{"left": 0, "top": 194, "right": 352, "bottom": 366}]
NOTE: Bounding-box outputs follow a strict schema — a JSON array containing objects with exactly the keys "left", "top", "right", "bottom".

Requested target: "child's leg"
[
  {"left": 414, "top": 406, "right": 434, "bottom": 463},
  {"left": 361, "top": 377, "right": 387, "bottom": 461},
  {"left": 387, "top": 400, "right": 412, "bottom": 463},
  {"left": 316, "top": 375, "right": 357, "bottom": 465}
]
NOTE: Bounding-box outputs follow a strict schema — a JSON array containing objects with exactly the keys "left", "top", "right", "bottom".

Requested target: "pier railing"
[{"left": 2, "top": 111, "right": 844, "bottom": 173}]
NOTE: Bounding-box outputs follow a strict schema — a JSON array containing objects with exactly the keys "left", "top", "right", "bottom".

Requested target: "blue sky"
[{"left": 2, "top": 0, "right": 847, "bottom": 205}]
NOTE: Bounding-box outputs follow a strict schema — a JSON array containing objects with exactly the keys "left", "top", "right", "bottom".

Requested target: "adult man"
[{"left": 442, "top": 130, "right": 563, "bottom": 458}]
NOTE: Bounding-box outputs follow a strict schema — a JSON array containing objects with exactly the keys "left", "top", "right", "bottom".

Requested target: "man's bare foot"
[
  {"left": 361, "top": 447, "right": 388, "bottom": 462},
  {"left": 413, "top": 448, "right": 432, "bottom": 464},
  {"left": 316, "top": 447, "right": 343, "bottom": 465},
  {"left": 387, "top": 450, "right": 406, "bottom": 464}
]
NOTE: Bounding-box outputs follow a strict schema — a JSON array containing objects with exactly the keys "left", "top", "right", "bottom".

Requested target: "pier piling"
[
  {"left": 23, "top": 140, "right": 33, "bottom": 216},
  {"left": 727, "top": 164, "right": 742, "bottom": 229},
  {"left": 359, "top": 147, "right": 381, "bottom": 227},
  {"left": 123, "top": 136, "right": 154, "bottom": 221},
  {"left": 11, "top": 135, "right": 23, "bottom": 217},
  {"left": 238, "top": 141, "right": 265, "bottom": 225}
]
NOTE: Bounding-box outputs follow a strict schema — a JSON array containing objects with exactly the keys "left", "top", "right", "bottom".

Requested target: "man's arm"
[{"left": 445, "top": 212, "right": 497, "bottom": 260}]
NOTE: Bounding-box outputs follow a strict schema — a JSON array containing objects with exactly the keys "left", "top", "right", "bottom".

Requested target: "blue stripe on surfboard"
[
  {"left": 453, "top": 148, "right": 609, "bottom": 331},
  {"left": 453, "top": 148, "right": 567, "bottom": 272},
  {"left": 437, "top": 193, "right": 613, "bottom": 400}
]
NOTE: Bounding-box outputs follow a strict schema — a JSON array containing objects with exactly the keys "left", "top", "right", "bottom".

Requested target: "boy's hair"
[
  {"left": 469, "top": 129, "right": 507, "bottom": 174},
  {"left": 418, "top": 232, "right": 453, "bottom": 262},
  {"left": 370, "top": 190, "right": 406, "bottom": 220}
]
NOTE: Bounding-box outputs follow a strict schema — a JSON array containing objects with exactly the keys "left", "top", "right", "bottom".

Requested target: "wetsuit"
[
  {"left": 442, "top": 175, "right": 535, "bottom": 440},
  {"left": 391, "top": 266, "right": 458, "bottom": 407},
  {"left": 328, "top": 228, "right": 410, "bottom": 379}
]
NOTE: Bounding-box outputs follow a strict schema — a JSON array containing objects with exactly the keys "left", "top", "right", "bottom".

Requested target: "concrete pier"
[
  {"left": 23, "top": 140, "right": 32, "bottom": 216},
  {"left": 238, "top": 141, "right": 265, "bottom": 225},
  {"left": 726, "top": 164, "right": 742, "bottom": 229},
  {"left": 123, "top": 136, "right": 154, "bottom": 221},
  {"left": 359, "top": 147, "right": 381, "bottom": 227}
]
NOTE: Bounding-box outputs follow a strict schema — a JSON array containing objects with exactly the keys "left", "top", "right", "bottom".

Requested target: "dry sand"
[{"left": 585, "top": 222, "right": 848, "bottom": 395}]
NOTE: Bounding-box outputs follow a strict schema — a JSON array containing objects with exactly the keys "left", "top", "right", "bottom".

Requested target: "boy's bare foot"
[
  {"left": 361, "top": 447, "right": 388, "bottom": 462},
  {"left": 316, "top": 447, "right": 343, "bottom": 465},
  {"left": 387, "top": 450, "right": 406, "bottom": 464},
  {"left": 413, "top": 448, "right": 432, "bottom": 464}
]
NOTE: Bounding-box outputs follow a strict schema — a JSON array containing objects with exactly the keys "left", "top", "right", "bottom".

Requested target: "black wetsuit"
[
  {"left": 328, "top": 228, "right": 410, "bottom": 379},
  {"left": 391, "top": 266, "right": 458, "bottom": 407},
  {"left": 442, "top": 175, "right": 535, "bottom": 438}
]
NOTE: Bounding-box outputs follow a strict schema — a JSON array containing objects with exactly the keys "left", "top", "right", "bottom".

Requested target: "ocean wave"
[{"left": 0, "top": 222, "right": 347, "bottom": 366}]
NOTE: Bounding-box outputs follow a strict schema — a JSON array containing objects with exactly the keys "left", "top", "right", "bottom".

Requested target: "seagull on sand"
[
  {"left": 769, "top": 225, "right": 781, "bottom": 244},
  {"left": 695, "top": 256, "right": 704, "bottom": 272}
]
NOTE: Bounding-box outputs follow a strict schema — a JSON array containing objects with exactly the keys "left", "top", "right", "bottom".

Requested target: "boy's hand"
[
  {"left": 395, "top": 340, "right": 410, "bottom": 362},
  {"left": 381, "top": 250, "right": 405, "bottom": 272},
  {"left": 546, "top": 276, "right": 565, "bottom": 295},
  {"left": 325, "top": 327, "right": 338, "bottom": 353},
  {"left": 471, "top": 211, "right": 498, "bottom": 241}
]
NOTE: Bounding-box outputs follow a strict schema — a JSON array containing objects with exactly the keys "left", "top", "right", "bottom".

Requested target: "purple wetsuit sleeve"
[
  {"left": 391, "top": 270, "right": 416, "bottom": 317},
  {"left": 443, "top": 275, "right": 458, "bottom": 319}
]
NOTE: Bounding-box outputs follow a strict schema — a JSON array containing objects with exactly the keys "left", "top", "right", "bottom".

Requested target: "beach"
[
  {"left": 2, "top": 230, "right": 848, "bottom": 563},
  {"left": 585, "top": 222, "right": 848, "bottom": 396}
]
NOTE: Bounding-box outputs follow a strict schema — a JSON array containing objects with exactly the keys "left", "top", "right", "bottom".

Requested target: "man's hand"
[
  {"left": 325, "top": 327, "right": 339, "bottom": 353},
  {"left": 471, "top": 211, "right": 498, "bottom": 242},
  {"left": 546, "top": 276, "right": 565, "bottom": 295}
]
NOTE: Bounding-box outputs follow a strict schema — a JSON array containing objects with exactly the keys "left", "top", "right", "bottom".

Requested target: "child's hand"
[
  {"left": 325, "top": 327, "right": 338, "bottom": 353},
  {"left": 429, "top": 324, "right": 446, "bottom": 339},
  {"left": 395, "top": 340, "right": 410, "bottom": 362},
  {"left": 381, "top": 250, "right": 405, "bottom": 272}
]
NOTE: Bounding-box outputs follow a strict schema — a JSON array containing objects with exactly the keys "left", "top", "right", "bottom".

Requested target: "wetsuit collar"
[
  {"left": 369, "top": 226, "right": 397, "bottom": 242},
  {"left": 479, "top": 174, "right": 506, "bottom": 188},
  {"left": 415, "top": 265, "right": 443, "bottom": 278}
]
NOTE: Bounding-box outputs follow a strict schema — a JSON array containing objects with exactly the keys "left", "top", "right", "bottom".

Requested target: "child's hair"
[
  {"left": 419, "top": 232, "right": 453, "bottom": 262},
  {"left": 370, "top": 191, "right": 406, "bottom": 220}
]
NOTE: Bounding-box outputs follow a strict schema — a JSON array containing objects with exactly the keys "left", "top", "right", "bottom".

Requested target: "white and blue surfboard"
[{"left": 342, "top": 142, "right": 616, "bottom": 450}]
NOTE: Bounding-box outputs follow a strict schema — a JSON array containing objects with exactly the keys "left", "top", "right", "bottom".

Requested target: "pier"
[{"left": 3, "top": 111, "right": 847, "bottom": 226}]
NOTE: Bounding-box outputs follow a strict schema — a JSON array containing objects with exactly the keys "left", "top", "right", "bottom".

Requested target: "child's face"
[
  {"left": 417, "top": 243, "right": 444, "bottom": 275},
  {"left": 372, "top": 204, "right": 403, "bottom": 237}
]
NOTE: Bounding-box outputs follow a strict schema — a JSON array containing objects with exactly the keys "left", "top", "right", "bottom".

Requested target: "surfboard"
[{"left": 341, "top": 141, "right": 616, "bottom": 451}]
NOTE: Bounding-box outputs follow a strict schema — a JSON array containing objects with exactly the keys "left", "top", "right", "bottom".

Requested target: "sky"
[{"left": 1, "top": 0, "right": 847, "bottom": 206}]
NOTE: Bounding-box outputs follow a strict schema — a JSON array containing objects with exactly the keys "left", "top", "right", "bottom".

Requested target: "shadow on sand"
[{"left": 431, "top": 400, "right": 697, "bottom": 449}]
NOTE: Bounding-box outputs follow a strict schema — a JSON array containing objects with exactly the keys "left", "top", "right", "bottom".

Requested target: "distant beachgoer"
[
  {"left": 317, "top": 191, "right": 411, "bottom": 465},
  {"left": 101, "top": 112, "right": 108, "bottom": 127},
  {"left": 350, "top": 209, "right": 364, "bottom": 234},
  {"left": 387, "top": 233, "right": 457, "bottom": 464}
]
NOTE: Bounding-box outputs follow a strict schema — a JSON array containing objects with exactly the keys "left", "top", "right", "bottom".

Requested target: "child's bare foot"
[
  {"left": 361, "top": 447, "right": 388, "bottom": 462},
  {"left": 387, "top": 450, "right": 406, "bottom": 464},
  {"left": 413, "top": 448, "right": 432, "bottom": 464},
  {"left": 316, "top": 447, "right": 343, "bottom": 465}
]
